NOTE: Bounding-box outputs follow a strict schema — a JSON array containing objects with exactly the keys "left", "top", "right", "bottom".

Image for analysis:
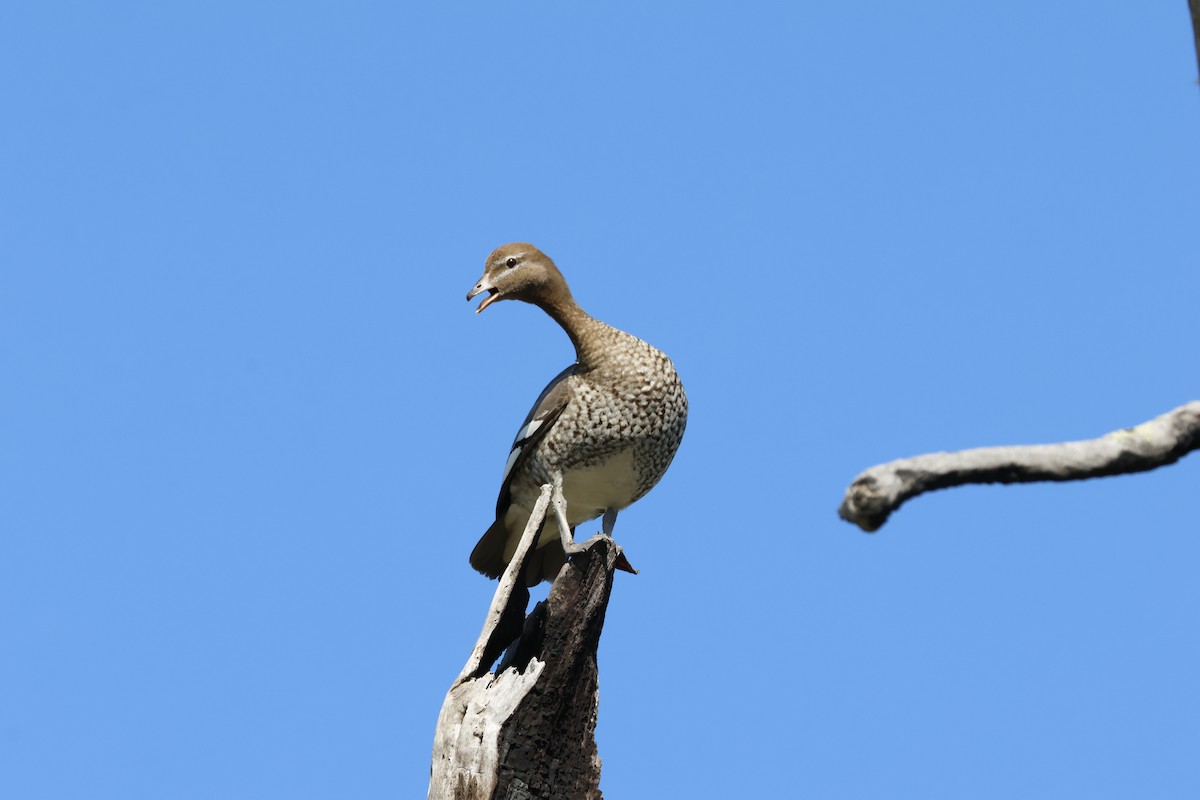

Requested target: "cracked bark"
[
  {"left": 840, "top": 401, "right": 1200, "bottom": 532},
  {"left": 429, "top": 484, "right": 616, "bottom": 799}
]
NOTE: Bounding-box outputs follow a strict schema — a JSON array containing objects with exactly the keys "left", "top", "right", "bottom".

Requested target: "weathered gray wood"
[
  {"left": 457, "top": 487, "right": 553, "bottom": 685},
  {"left": 429, "top": 484, "right": 617, "bottom": 799},
  {"left": 840, "top": 401, "right": 1200, "bottom": 532}
]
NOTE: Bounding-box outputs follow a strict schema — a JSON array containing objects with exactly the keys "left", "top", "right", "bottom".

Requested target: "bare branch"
[
  {"left": 839, "top": 401, "right": 1200, "bottom": 532},
  {"left": 457, "top": 485, "right": 553, "bottom": 684}
]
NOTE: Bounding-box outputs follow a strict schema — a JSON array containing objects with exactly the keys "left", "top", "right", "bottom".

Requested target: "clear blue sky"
[{"left": 2, "top": 3, "right": 1198, "bottom": 798}]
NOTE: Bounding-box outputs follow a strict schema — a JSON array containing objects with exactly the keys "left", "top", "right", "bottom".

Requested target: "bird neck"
[{"left": 537, "top": 295, "right": 609, "bottom": 370}]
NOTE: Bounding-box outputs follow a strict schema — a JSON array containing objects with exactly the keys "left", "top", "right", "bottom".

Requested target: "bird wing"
[{"left": 494, "top": 364, "right": 575, "bottom": 518}]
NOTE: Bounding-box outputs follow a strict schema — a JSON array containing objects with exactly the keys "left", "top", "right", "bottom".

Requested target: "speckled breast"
[{"left": 528, "top": 335, "right": 688, "bottom": 515}]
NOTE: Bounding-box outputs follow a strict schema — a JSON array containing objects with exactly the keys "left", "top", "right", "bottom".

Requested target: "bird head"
[{"left": 466, "top": 243, "right": 570, "bottom": 314}]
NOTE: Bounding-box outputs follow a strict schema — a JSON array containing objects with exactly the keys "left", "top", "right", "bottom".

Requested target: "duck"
[{"left": 465, "top": 243, "right": 688, "bottom": 586}]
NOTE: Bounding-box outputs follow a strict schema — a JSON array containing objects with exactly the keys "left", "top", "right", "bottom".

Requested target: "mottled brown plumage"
[{"left": 466, "top": 243, "right": 688, "bottom": 585}]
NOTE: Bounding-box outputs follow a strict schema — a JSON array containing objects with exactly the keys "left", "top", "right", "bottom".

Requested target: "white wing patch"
[
  {"left": 501, "top": 418, "right": 545, "bottom": 484},
  {"left": 514, "top": 418, "right": 543, "bottom": 443},
  {"left": 501, "top": 445, "right": 522, "bottom": 484}
]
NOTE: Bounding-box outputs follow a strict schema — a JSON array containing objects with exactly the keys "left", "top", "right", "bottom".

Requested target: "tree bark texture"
[
  {"left": 840, "top": 401, "right": 1200, "bottom": 532},
  {"left": 429, "top": 485, "right": 617, "bottom": 799}
]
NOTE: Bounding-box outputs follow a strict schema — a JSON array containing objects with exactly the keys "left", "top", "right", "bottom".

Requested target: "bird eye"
[{"left": 506, "top": 257, "right": 517, "bottom": 268}]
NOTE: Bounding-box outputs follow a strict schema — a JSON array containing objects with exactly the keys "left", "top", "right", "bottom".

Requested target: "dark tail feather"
[
  {"left": 470, "top": 517, "right": 567, "bottom": 586},
  {"left": 469, "top": 519, "right": 509, "bottom": 579},
  {"left": 525, "top": 541, "right": 566, "bottom": 586}
]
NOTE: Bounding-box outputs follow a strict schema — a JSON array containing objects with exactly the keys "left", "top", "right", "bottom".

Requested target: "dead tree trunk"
[
  {"left": 429, "top": 485, "right": 618, "bottom": 800},
  {"left": 840, "top": 400, "right": 1200, "bottom": 532}
]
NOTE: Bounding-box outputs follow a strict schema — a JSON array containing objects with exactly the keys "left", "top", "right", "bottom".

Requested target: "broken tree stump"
[{"left": 429, "top": 484, "right": 619, "bottom": 799}]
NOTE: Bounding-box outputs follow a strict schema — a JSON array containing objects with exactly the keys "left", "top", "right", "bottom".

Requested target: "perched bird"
[{"left": 466, "top": 243, "right": 688, "bottom": 585}]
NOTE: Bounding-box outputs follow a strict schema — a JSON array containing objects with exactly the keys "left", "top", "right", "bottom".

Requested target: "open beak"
[{"left": 466, "top": 275, "right": 501, "bottom": 314}]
